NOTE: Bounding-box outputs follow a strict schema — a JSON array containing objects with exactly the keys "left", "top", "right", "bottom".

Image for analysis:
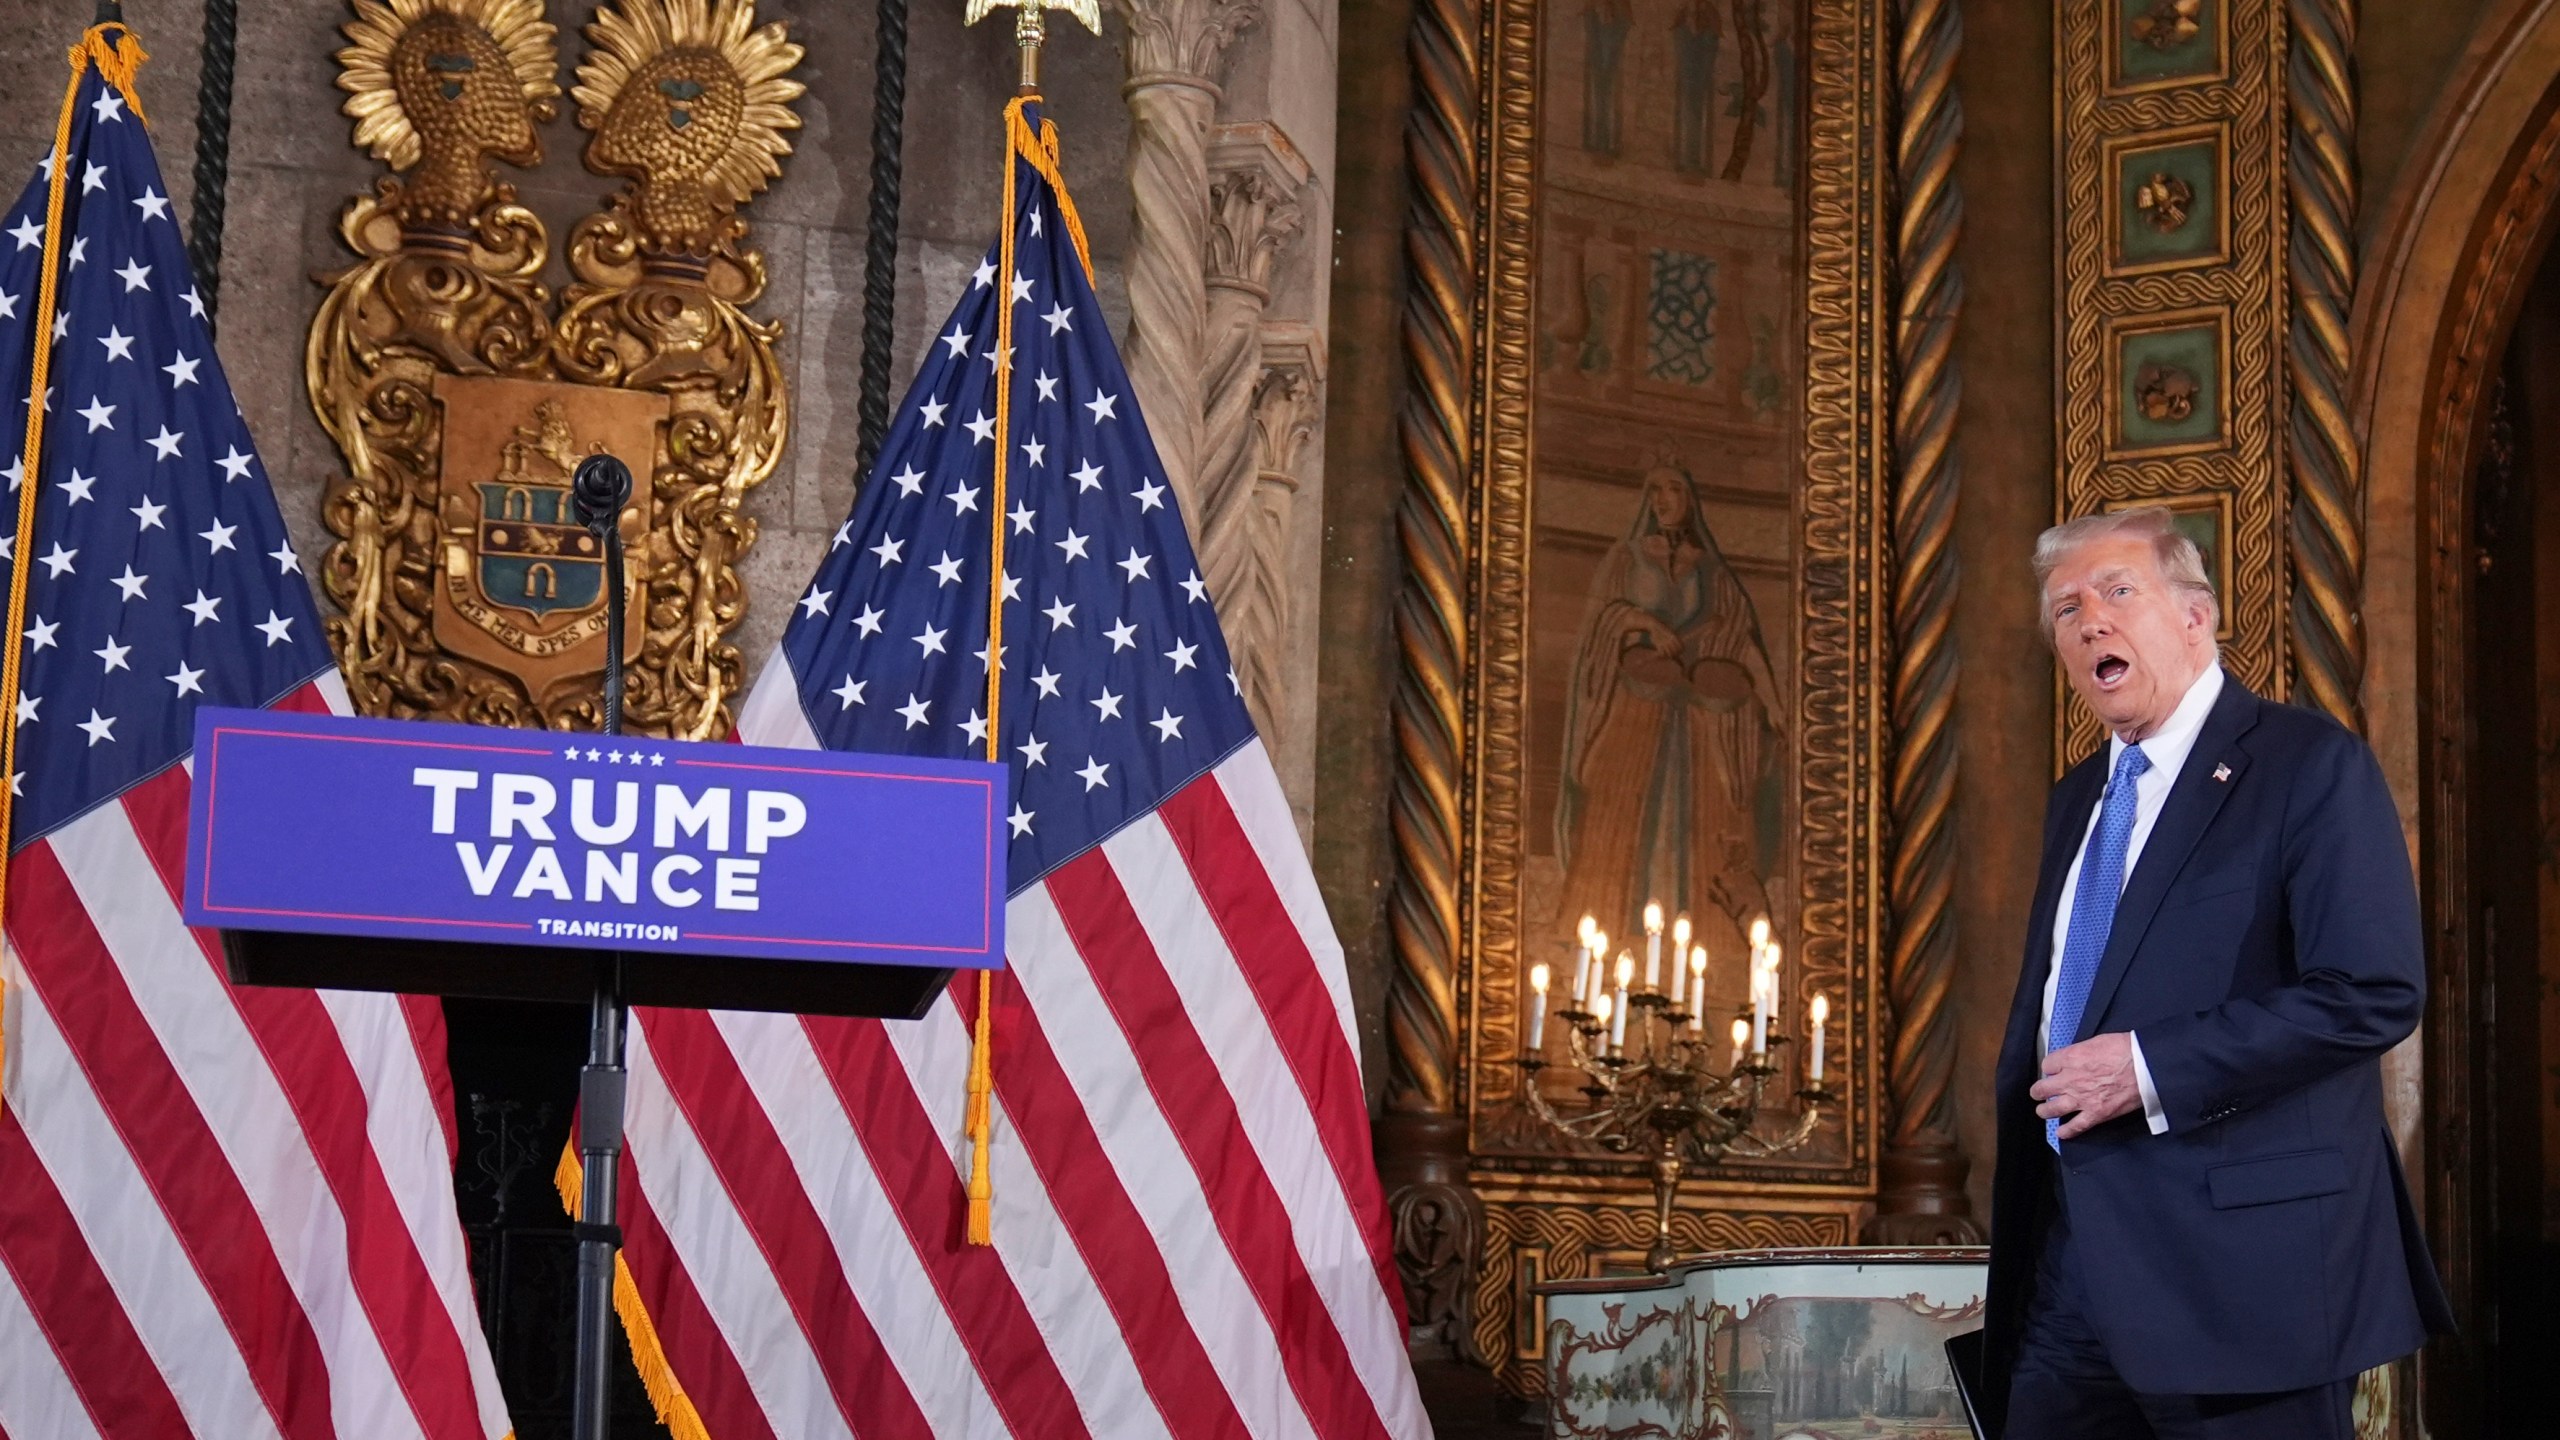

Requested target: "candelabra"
[{"left": 1519, "top": 910, "right": 1837, "bottom": 1271}]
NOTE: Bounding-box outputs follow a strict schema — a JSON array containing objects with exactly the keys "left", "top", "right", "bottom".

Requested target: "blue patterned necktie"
[{"left": 2047, "top": 743, "right": 2152, "bottom": 1149}]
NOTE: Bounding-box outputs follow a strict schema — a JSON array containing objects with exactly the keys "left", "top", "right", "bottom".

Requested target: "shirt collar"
[{"left": 2109, "top": 661, "right": 2223, "bottom": 784}]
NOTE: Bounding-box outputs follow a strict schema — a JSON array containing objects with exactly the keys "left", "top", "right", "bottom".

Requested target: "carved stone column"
[
  {"left": 1112, "top": 0, "right": 1260, "bottom": 517},
  {"left": 1200, "top": 124, "right": 1309, "bottom": 742},
  {"left": 1236, "top": 326, "right": 1322, "bottom": 752}
]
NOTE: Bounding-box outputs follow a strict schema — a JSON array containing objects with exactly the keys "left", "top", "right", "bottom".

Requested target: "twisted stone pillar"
[
  {"left": 2286, "top": 0, "right": 2362, "bottom": 729},
  {"left": 1200, "top": 124, "right": 1308, "bottom": 741},
  {"left": 1240, "top": 327, "right": 1322, "bottom": 750},
  {"left": 1112, "top": 0, "right": 1259, "bottom": 519}
]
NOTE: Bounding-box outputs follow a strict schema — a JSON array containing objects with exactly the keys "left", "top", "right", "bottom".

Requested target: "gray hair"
[{"left": 2032, "top": 506, "right": 2219, "bottom": 633}]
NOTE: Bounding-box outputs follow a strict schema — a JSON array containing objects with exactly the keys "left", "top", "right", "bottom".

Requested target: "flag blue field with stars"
[
  {"left": 1, "top": 67, "right": 333, "bottom": 846},
  {"left": 752, "top": 105, "right": 1254, "bottom": 895}
]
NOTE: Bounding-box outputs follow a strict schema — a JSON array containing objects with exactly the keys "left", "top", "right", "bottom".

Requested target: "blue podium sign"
[{"left": 183, "top": 708, "right": 1006, "bottom": 970}]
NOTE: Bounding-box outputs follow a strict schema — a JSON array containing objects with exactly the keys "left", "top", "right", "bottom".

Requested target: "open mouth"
[{"left": 2093, "top": 653, "right": 2131, "bottom": 690}]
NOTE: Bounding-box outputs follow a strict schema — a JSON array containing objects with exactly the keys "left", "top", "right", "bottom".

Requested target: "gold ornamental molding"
[
  {"left": 310, "top": 0, "right": 803, "bottom": 738},
  {"left": 2056, "top": 0, "right": 2290, "bottom": 764},
  {"left": 1384, "top": 0, "right": 1897, "bottom": 1398}
]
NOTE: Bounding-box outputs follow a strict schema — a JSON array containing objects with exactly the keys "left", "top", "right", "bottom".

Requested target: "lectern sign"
[{"left": 182, "top": 708, "right": 1006, "bottom": 969}]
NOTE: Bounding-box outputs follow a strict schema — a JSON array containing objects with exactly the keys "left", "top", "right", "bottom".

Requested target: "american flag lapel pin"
[{"left": 2213, "top": 762, "right": 2232, "bottom": 783}]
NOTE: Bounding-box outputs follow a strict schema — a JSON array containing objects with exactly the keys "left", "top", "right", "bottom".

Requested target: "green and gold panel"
[
  {"left": 2106, "top": 0, "right": 2224, "bottom": 92},
  {"left": 2106, "top": 125, "right": 2228, "bottom": 274},
  {"left": 2107, "top": 309, "right": 2230, "bottom": 457}
]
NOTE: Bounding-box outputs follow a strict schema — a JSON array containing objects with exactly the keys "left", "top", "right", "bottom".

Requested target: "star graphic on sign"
[
  {"left": 914, "top": 622, "right": 948, "bottom": 657},
  {"left": 132, "top": 187, "right": 169, "bottom": 222},
  {"left": 115, "top": 259, "right": 150, "bottom": 293},
  {"left": 1181, "top": 571, "right": 1211, "bottom": 603},
  {"left": 930, "top": 552, "right": 965, "bottom": 586},
  {"left": 870, "top": 535, "right": 905, "bottom": 566},
  {"left": 22, "top": 616, "right": 57, "bottom": 652},
  {"left": 1133, "top": 478, "right": 1168, "bottom": 512},
  {"left": 76, "top": 397, "right": 115, "bottom": 432},
  {"left": 1056, "top": 530, "right": 1089, "bottom": 562},
  {"left": 942, "top": 324, "right": 974, "bottom": 358},
  {"left": 200, "top": 520, "right": 238, "bottom": 553},
  {"left": 1077, "top": 757, "right": 1110, "bottom": 792},
  {"left": 146, "top": 425, "right": 183, "bottom": 460},
  {"left": 110, "top": 565, "right": 147, "bottom": 601},
  {"left": 92, "top": 88, "right": 126, "bottom": 123},
  {"left": 1151, "top": 708, "right": 1185, "bottom": 743},
  {"left": 799, "top": 586, "right": 833, "bottom": 618},
  {"left": 919, "top": 397, "right": 949, "bottom": 428},
  {"left": 1017, "top": 735, "right": 1048, "bottom": 767},
  {"left": 57, "top": 468, "right": 95, "bottom": 504},
  {"left": 1105, "top": 618, "right": 1137, "bottom": 652},
  {"left": 98, "top": 325, "right": 134, "bottom": 361},
  {"left": 163, "top": 351, "right": 199, "bottom": 387},
  {"left": 898, "top": 694, "right": 932, "bottom": 729},
  {"left": 1043, "top": 302, "right": 1073, "bottom": 335},
  {"left": 833, "top": 675, "right": 867, "bottom": 708},
  {"left": 948, "top": 482, "right": 982, "bottom": 514},
  {"left": 1072, "top": 459, "right": 1104, "bottom": 492},
  {"left": 889, "top": 464, "right": 926, "bottom": 497},
  {"left": 1031, "top": 665, "right": 1063, "bottom": 699},
  {"left": 1165, "top": 639, "right": 1199, "bottom": 672},
  {"left": 167, "top": 661, "right": 205, "bottom": 697},
  {"left": 131, "top": 495, "right": 165, "bottom": 530},
  {"left": 37, "top": 542, "right": 76, "bottom": 578},
  {"left": 961, "top": 709, "right": 990, "bottom": 744},
  {"left": 216, "top": 447, "right": 253, "bottom": 481},
  {"left": 1009, "top": 273, "right": 1034, "bottom": 305},
  {"left": 1118, "top": 548, "right": 1153, "bottom": 581},
  {"left": 1085, "top": 390, "right": 1119, "bottom": 423},
  {"left": 1034, "top": 370, "right": 1059, "bottom": 401},
  {"left": 1091, "top": 687, "right": 1124, "bottom": 721},
  {"left": 564, "top": 745, "right": 582, "bottom": 760},
  {"left": 586, "top": 748, "right": 603, "bottom": 762},
  {"left": 78, "top": 709, "right": 116, "bottom": 746},
  {"left": 270, "top": 543, "right": 301, "bottom": 575},
  {"left": 1008, "top": 804, "right": 1035, "bottom": 838},
  {"left": 184, "top": 590, "right": 222, "bottom": 626},
  {"left": 1043, "top": 598, "right": 1076, "bottom": 630},
  {"left": 851, "top": 603, "right": 885, "bottom": 638},
  {"left": 95, "top": 637, "right": 131, "bottom": 673},
  {"left": 256, "top": 611, "right": 297, "bottom": 646}
]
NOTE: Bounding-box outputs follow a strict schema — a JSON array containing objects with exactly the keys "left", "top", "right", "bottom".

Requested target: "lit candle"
[
  {"left": 1593, "top": 992, "right": 1614, "bottom": 1046},
  {"left": 1568, "top": 930, "right": 1593, "bottom": 1012},
  {"left": 1750, "top": 952, "right": 1769, "bottom": 1055},
  {"left": 1612, "top": 952, "right": 1634, "bottom": 1051},
  {"left": 1586, "top": 930, "right": 1610, "bottom": 1006},
  {"left": 1687, "top": 945, "right": 1707, "bottom": 1027},
  {"left": 1669, "top": 934, "right": 1689, "bottom": 1006},
  {"left": 1749, "top": 915, "right": 1771, "bottom": 951},
  {"left": 1808, "top": 991, "right": 1830, "bottom": 1083},
  {"left": 1729, "top": 1016, "right": 1750, "bottom": 1070},
  {"left": 1529, "top": 964, "right": 1551, "bottom": 1052},
  {"left": 1643, "top": 902, "right": 1665, "bottom": 988}
]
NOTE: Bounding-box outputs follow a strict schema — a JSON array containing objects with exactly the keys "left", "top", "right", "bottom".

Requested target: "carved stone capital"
[
  {"left": 1110, "top": 0, "right": 1260, "bottom": 87},
  {"left": 1207, "top": 122, "right": 1312, "bottom": 297},
  {"left": 1252, "top": 324, "right": 1324, "bottom": 482}
]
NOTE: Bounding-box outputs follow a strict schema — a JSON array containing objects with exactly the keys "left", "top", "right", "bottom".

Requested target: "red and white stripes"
[{"left": 0, "top": 676, "right": 513, "bottom": 1440}]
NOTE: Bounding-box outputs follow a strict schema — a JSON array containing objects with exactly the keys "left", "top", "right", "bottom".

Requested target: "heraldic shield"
[{"left": 309, "top": 0, "right": 802, "bottom": 738}]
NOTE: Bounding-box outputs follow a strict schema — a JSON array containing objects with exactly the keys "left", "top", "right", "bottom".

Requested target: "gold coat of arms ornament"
[{"left": 310, "top": 0, "right": 803, "bottom": 737}]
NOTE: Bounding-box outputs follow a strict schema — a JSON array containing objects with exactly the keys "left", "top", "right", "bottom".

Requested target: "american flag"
[
  {"left": 611, "top": 102, "right": 1427, "bottom": 1438},
  {"left": 0, "top": 52, "right": 512, "bottom": 1440}
]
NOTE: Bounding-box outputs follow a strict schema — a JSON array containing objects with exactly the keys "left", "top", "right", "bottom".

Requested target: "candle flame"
[
  {"left": 1766, "top": 942, "right": 1782, "bottom": 969},
  {"left": 1749, "top": 915, "right": 1771, "bottom": 948},
  {"left": 1810, "top": 992, "right": 1829, "bottom": 1024},
  {"left": 1531, "top": 963, "right": 1550, "bottom": 995},
  {"left": 1690, "top": 944, "right": 1707, "bottom": 974},
  {"left": 1577, "top": 913, "right": 1596, "bottom": 945},
  {"left": 1591, "top": 929, "right": 1609, "bottom": 958},
  {"left": 1730, "top": 1016, "right": 1751, "bottom": 1046},
  {"left": 1614, "top": 951, "right": 1636, "bottom": 986},
  {"left": 1594, "top": 993, "right": 1614, "bottom": 1024},
  {"left": 1643, "top": 901, "right": 1664, "bottom": 933},
  {"left": 1672, "top": 914, "right": 1692, "bottom": 947}
]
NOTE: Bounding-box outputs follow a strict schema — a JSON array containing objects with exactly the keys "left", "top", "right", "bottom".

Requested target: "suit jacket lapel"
[
  {"left": 2007, "top": 757, "right": 2105, "bottom": 1065},
  {"left": 2072, "top": 678, "right": 2262, "bottom": 1043}
]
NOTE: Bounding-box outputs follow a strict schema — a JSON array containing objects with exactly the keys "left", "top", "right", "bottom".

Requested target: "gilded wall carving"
[
  {"left": 1389, "top": 0, "right": 1895, "bottom": 1396},
  {"left": 310, "top": 0, "right": 801, "bottom": 738},
  {"left": 2056, "top": 0, "right": 2289, "bottom": 763}
]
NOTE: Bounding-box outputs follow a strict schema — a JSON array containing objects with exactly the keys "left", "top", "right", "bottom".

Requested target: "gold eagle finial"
[{"left": 964, "top": 0, "right": 1102, "bottom": 90}]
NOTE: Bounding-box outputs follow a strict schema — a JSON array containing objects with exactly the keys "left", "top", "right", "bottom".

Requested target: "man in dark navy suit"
[{"left": 1981, "top": 507, "right": 2453, "bottom": 1439}]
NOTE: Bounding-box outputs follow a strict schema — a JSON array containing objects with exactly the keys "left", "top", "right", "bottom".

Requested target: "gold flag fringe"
[{"left": 555, "top": 1145, "right": 714, "bottom": 1440}]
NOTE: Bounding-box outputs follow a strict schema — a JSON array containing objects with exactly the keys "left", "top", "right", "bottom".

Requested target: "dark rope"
[
  {"left": 185, "top": 0, "right": 238, "bottom": 333},
  {"left": 855, "top": 0, "right": 911, "bottom": 488}
]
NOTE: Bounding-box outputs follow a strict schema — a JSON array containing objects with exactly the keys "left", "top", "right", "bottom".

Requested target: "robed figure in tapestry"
[{"left": 1555, "top": 457, "right": 1781, "bottom": 955}]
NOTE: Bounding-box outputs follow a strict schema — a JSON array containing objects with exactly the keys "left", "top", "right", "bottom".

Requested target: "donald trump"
[{"left": 1981, "top": 507, "right": 2452, "bottom": 1438}]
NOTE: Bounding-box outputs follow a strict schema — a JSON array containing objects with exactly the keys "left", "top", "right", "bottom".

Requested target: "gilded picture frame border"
[{"left": 1439, "top": 0, "right": 1894, "bottom": 1392}]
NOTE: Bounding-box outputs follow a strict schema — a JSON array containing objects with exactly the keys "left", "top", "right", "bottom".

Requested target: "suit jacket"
[{"left": 1980, "top": 678, "right": 2453, "bottom": 1420}]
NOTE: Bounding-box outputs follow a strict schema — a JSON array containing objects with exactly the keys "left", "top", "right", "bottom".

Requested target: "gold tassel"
[
  {"left": 554, "top": 1147, "right": 714, "bottom": 1440},
  {"left": 965, "top": 969, "right": 995, "bottom": 1244}
]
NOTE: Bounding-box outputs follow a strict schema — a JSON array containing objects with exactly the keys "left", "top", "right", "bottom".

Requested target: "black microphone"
[{"left": 571, "top": 453, "right": 634, "bottom": 533}]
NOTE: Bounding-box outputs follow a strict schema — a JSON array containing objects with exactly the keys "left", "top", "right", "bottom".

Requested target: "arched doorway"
[{"left": 2357, "top": 1, "right": 2560, "bottom": 1431}]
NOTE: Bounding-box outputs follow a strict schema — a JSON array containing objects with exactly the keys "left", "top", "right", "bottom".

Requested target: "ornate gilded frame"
[{"left": 1384, "top": 0, "right": 1897, "bottom": 1393}]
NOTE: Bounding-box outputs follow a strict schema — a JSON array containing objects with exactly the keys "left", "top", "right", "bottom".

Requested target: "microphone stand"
[{"left": 567, "top": 453, "right": 633, "bottom": 1440}]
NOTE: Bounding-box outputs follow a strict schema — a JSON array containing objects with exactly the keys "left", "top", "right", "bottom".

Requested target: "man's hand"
[{"left": 2033, "top": 1032, "right": 2142, "bottom": 1140}]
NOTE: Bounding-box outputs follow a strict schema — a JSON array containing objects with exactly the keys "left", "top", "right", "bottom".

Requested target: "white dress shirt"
[{"left": 2040, "top": 662, "right": 2224, "bottom": 1135}]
